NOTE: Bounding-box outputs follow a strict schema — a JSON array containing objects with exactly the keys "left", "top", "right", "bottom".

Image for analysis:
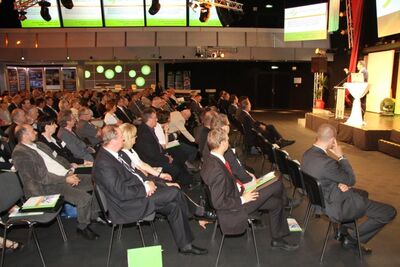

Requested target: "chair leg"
[
  {"left": 138, "top": 223, "right": 145, "bottom": 247},
  {"left": 215, "top": 234, "right": 225, "bottom": 267},
  {"left": 354, "top": 221, "right": 363, "bottom": 262},
  {"left": 31, "top": 226, "right": 46, "bottom": 267},
  {"left": 320, "top": 221, "right": 332, "bottom": 263},
  {"left": 211, "top": 221, "right": 218, "bottom": 242},
  {"left": 150, "top": 221, "right": 159, "bottom": 245},
  {"left": 117, "top": 225, "right": 123, "bottom": 240},
  {"left": 56, "top": 215, "right": 68, "bottom": 242},
  {"left": 303, "top": 202, "right": 312, "bottom": 234},
  {"left": 250, "top": 222, "right": 260, "bottom": 266},
  {"left": 1, "top": 226, "right": 8, "bottom": 267},
  {"left": 107, "top": 225, "right": 116, "bottom": 267}
]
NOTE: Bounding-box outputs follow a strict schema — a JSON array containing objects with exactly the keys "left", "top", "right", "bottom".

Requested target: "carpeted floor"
[{"left": 3, "top": 110, "right": 400, "bottom": 267}]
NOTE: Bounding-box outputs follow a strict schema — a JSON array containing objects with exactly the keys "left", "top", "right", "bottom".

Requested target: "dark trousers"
[
  {"left": 244, "top": 179, "right": 290, "bottom": 239},
  {"left": 345, "top": 200, "right": 396, "bottom": 243},
  {"left": 259, "top": 124, "right": 283, "bottom": 143},
  {"left": 160, "top": 161, "right": 193, "bottom": 185},
  {"left": 150, "top": 186, "right": 194, "bottom": 248}
]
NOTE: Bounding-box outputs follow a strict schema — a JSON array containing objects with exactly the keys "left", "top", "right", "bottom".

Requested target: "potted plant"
[{"left": 315, "top": 74, "right": 327, "bottom": 109}]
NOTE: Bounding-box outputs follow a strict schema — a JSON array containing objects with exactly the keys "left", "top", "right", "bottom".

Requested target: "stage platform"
[{"left": 305, "top": 111, "right": 400, "bottom": 151}]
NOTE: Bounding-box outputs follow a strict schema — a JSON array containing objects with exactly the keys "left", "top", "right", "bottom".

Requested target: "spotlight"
[
  {"left": 148, "top": 0, "right": 160, "bottom": 15},
  {"left": 66, "top": 56, "right": 70, "bottom": 60},
  {"left": 199, "top": 4, "right": 211, "bottom": 22},
  {"left": 39, "top": 1, "right": 52, "bottom": 21},
  {"left": 339, "top": 11, "right": 346, "bottom": 17},
  {"left": 219, "top": 52, "right": 225, "bottom": 58},
  {"left": 211, "top": 52, "right": 217, "bottom": 58},
  {"left": 21, "top": 56, "right": 25, "bottom": 61},
  {"left": 340, "top": 29, "right": 348, "bottom": 35},
  {"left": 61, "top": 0, "right": 74, "bottom": 9}
]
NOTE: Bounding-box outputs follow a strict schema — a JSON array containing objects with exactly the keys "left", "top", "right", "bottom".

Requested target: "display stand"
[{"left": 344, "top": 82, "right": 369, "bottom": 126}]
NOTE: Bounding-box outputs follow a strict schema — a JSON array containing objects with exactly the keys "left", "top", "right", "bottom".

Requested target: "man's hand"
[
  {"left": 66, "top": 174, "right": 80, "bottom": 186},
  {"left": 242, "top": 190, "right": 259, "bottom": 204},
  {"left": 166, "top": 154, "right": 173, "bottom": 164},
  {"left": 338, "top": 183, "right": 350, "bottom": 192},
  {"left": 246, "top": 171, "right": 257, "bottom": 181},
  {"left": 329, "top": 138, "right": 344, "bottom": 158},
  {"left": 344, "top": 68, "right": 349, "bottom": 74},
  {"left": 160, "top": 173, "right": 172, "bottom": 181},
  {"left": 70, "top": 163, "right": 78, "bottom": 169},
  {"left": 146, "top": 181, "right": 157, "bottom": 197},
  {"left": 83, "top": 160, "right": 93, "bottom": 166},
  {"left": 259, "top": 124, "right": 266, "bottom": 131}
]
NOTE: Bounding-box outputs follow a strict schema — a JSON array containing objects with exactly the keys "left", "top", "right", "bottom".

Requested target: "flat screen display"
[
  {"left": 61, "top": 0, "right": 103, "bottom": 27},
  {"left": 189, "top": 4, "right": 222, "bottom": 27},
  {"left": 328, "top": 0, "right": 340, "bottom": 32},
  {"left": 284, "top": 3, "right": 327, "bottom": 42},
  {"left": 21, "top": 0, "right": 60, "bottom": 28},
  {"left": 103, "top": 0, "right": 145, "bottom": 27},
  {"left": 145, "top": 0, "right": 186, "bottom": 26},
  {"left": 376, "top": 0, "right": 400, "bottom": 37}
]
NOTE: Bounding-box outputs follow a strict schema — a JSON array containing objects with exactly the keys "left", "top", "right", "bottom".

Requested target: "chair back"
[
  {"left": 274, "top": 148, "right": 289, "bottom": 175},
  {"left": 93, "top": 183, "right": 112, "bottom": 224},
  {"left": 0, "top": 172, "right": 24, "bottom": 213},
  {"left": 302, "top": 171, "right": 325, "bottom": 209},
  {"left": 286, "top": 159, "right": 306, "bottom": 191},
  {"left": 256, "top": 133, "right": 276, "bottom": 164}
]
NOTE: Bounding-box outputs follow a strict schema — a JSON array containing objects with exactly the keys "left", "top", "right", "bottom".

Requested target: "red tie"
[{"left": 224, "top": 160, "right": 245, "bottom": 193}]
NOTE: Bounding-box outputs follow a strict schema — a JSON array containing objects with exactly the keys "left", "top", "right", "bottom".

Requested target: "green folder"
[{"left": 127, "top": 245, "right": 162, "bottom": 267}]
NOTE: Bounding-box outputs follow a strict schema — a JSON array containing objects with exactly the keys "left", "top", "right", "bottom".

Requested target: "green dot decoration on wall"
[
  {"left": 128, "top": 70, "right": 137, "bottom": 78},
  {"left": 136, "top": 77, "right": 145, "bottom": 87},
  {"left": 115, "top": 65, "right": 123, "bottom": 73},
  {"left": 84, "top": 70, "right": 91, "bottom": 79},
  {"left": 105, "top": 69, "right": 115, "bottom": 80},
  {"left": 141, "top": 65, "right": 151, "bottom": 75},
  {"left": 96, "top": 65, "right": 104, "bottom": 73}
]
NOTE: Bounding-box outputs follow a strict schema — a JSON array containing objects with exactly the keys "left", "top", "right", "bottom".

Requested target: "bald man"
[{"left": 302, "top": 123, "right": 396, "bottom": 254}]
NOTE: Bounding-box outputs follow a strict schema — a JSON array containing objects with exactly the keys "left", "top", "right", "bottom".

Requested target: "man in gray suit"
[
  {"left": 12, "top": 124, "right": 100, "bottom": 240},
  {"left": 75, "top": 107, "right": 101, "bottom": 147},
  {"left": 302, "top": 124, "right": 396, "bottom": 254}
]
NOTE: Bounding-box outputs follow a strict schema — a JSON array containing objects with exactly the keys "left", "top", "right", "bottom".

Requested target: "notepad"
[
  {"left": 287, "top": 218, "right": 302, "bottom": 232},
  {"left": 166, "top": 140, "right": 180, "bottom": 149},
  {"left": 127, "top": 245, "right": 162, "bottom": 267},
  {"left": 21, "top": 194, "right": 61, "bottom": 211},
  {"left": 243, "top": 171, "right": 278, "bottom": 193}
]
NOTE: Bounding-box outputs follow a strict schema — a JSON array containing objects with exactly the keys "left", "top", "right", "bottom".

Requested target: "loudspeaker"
[{"left": 311, "top": 57, "right": 327, "bottom": 73}]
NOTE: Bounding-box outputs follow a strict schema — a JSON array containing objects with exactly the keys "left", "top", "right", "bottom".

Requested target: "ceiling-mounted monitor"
[
  {"left": 103, "top": 0, "right": 145, "bottom": 27},
  {"left": 188, "top": 4, "right": 222, "bottom": 27},
  {"left": 145, "top": 0, "right": 186, "bottom": 26},
  {"left": 61, "top": 0, "right": 103, "bottom": 27},
  {"left": 284, "top": 2, "right": 328, "bottom": 42},
  {"left": 376, "top": 0, "right": 400, "bottom": 37},
  {"left": 21, "top": 0, "right": 60, "bottom": 28}
]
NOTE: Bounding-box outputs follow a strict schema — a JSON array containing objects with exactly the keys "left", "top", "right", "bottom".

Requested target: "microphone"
[{"left": 334, "top": 72, "right": 351, "bottom": 88}]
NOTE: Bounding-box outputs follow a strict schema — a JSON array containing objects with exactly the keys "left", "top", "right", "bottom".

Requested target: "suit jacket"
[
  {"left": 57, "top": 127, "right": 94, "bottom": 161},
  {"left": 115, "top": 106, "right": 133, "bottom": 124},
  {"left": 201, "top": 154, "right": 248, "bottom": 235},
  {"left": 128, "top": 100, "right": 144, "bottom": 118},
  {"left": 92, "top": 147, "right": 154, "bottom": 224},
  {"left": 4, "top": 123, "right": 18, "bottom": 151},
  {"left": 135, "top": 123, "right": 169, "bottom": 167},
  {"left": 236, "top": 109, "right": 258, "bottom": 147},
  {"left": 7, "top": 103, "right": 18, "bottom": 113},
  {"left": 169, "top": 111, "right": 195, "bottom": 143},
  {"left": 227, "top": 104, "right": 238, "bottom": 119},
  {"left": 302, "top": 145, "right": 358, "bottom": 220},
  {"left": 194, "top": 125, "right": 209, "bottom": 154},
  {"left": 12, "top": 142, "right": 70, "bottom": 197},
  {"left": 189, "top": 99, "right": 203, "bottom": 116},
  {"left": 37, "top": 134, "right": 84, "bottom": 164},
  {"left": 75, "top": 120, "right": 101, "bottom": 146},
  {"left": 43, "top": 105, "right": 58, "bottom": 120}
]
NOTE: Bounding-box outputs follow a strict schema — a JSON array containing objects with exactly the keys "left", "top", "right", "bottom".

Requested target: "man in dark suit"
[
  {"left": 201, "top": 128, "right": 298, "bottom": 251},
  {"left": 135, "top": 108, "right": 194, "bottom": 186},
  {"left": 12, "top": 124, "right": 99, "bottom": 240},
  {"left": 43, "top": 96, "right": 58, "bottom": 120},
  {"left": 236, "top": 98, "right": 294, "bottom": 149},
  {"left": 302, "top": 124, "right": 396, "bottom": 253},
  {"left": 92, "top": 125, "right": 207, "bottom": 255},
  {"left": 5, "top": 108, "right": 26, "bottom": 151},
  {"left": 115, "top": 96, "right": 134, "bottom": 124},
  {"left": 7, "top": 94, "right": 21, "bottom": 113}
]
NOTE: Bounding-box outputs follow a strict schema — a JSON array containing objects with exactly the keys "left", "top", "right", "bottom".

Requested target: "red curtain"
[{"left": 345, "top": 0, "right": 364, "bottom": 106}]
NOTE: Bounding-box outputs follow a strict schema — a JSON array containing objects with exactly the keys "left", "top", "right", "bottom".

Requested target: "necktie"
[
  {"left": 118, "top": 155, "right": 146, "bottom": 184},
  {"left": 224, "top": 160, "right": 245, "bottom": 193}
]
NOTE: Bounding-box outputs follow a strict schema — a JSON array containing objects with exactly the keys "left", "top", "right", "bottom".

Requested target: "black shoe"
[
  {"left": 92, "top": 216, "right": 107, "bottom": 225},
  {"left": 76, "top": 226, "right": 99, "bottom": 240},
  {"left": 334, "top": 228, "right": 349, "bottom": 242},
  {"left": 202, "top": 211, "right": 217, "bottom": 221},
  {"left": 148, "top": 1, "right": 161, "bottom": 15},
  {"left": 179, "top": 244, "right": 208, "bottom": 255},
  {"left": 342, "top": 237, "right": 372, "bottom": 255},
  {"left": 271, "top": 239, "right": 299, "bottom": 251},
  {"left": 278, "top": 139, "right": 295, "bottom": 148}
]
